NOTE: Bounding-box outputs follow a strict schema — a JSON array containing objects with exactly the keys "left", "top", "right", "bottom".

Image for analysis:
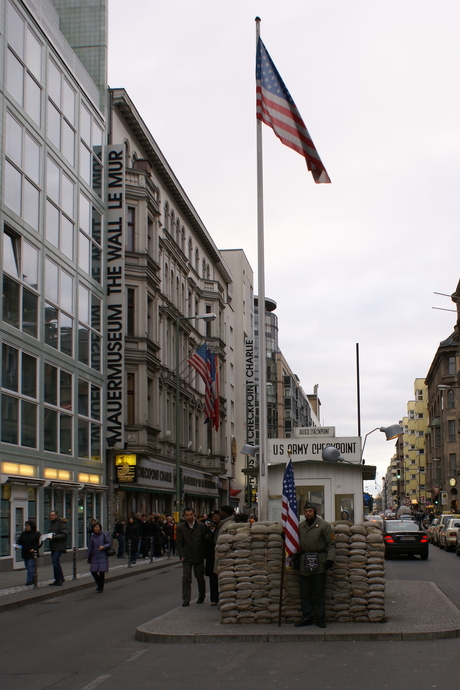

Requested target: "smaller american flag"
[
  {"left": 281, "top": 459, "right": 300, "bottom": 557},
  {"left": 189, "top": 344, "right": 209, "bottom": 384}
]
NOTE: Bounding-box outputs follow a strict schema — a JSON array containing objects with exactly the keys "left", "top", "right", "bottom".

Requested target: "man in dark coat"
[
  {"left": 176, "top": 507, "right": 207, "bottom": 606},
  {"left": 294, "top": 502, "right": 336, "bottom": 628},
  {"left": 48, "top": 510, "right": 68, "bottom": 586}
]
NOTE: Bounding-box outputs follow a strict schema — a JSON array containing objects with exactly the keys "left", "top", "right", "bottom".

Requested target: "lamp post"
[
  {"left": 175, "top": 313, "right": 216, "bottom": 518},
  {"left": 360, "top": 424, "right": 403, "bottom": 463}
]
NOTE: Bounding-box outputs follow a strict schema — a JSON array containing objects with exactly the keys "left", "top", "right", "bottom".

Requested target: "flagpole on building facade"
[{"left": 255, "top": 17, "right": 269, "bottom": 521}]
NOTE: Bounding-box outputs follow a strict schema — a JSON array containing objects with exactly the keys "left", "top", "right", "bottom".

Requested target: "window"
[
  {"left": 44, "top": 259, "right": 73, "bottom": 356},
  {"left": 448, "top": 356, "right": 456, "bottom": 375},
  {"left": 126, "top": 207, "right": 135, "bottom": 252},
  {"left": 4, "top": 112, "right": 41, "bottom": 230},
  {"left": 78, "top": 286, "right": 101, "bottom": 371},
  {"left": 3, "top": 229, "right": 39, "bottom": 338},
  {"left": 1, "top": 344, "right": 37, "bottom": 447},
  {"left": 79, "top": 102, "right": 103, "bottom": 196},
  {"left": 77, "top": 379, "right": 101, "bottom": 461},
  {"left": 79, "top": 194, "right": 102, "bottom": 283},
  {"left": 46, "top": 157, "right": 75, "bottom": 259},
  {"left": 127, "top": 373, "right": 135, "bottom": 424},
  {"left": 127, "top": 288, "right": 135, "bottom": 336},
  {"left": 6, "top": 3, "right": 42, "bottom": 126},
  {"left": 447, "top": 389, "right": 455, "bottom": 409},
  {"left": 47, "top": 59, "right": 76, "bottom": 166},
  {"left": 449, "top": 453, "right": 457, "bottom": 475},
  {"left": 416, "top": 390, "right": 424, "bottom": 401},
  {"left": 448, "top": 419, "right": 456, "bottom": 443},
  {"left": 205, "top": 305, "right": 212, "bottom": 338},
  {"left": 44, "top": 363, "right": 72, "bottom": 454}
]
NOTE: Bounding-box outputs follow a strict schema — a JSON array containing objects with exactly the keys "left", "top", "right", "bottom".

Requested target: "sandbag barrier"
[{"left": 216, "top": 521, "right": 385, "bottom": 624}]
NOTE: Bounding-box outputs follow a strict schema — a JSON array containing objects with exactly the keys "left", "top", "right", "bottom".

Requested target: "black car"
[{"left": 383, "top": 519, "right": 429, "bottom": 559}]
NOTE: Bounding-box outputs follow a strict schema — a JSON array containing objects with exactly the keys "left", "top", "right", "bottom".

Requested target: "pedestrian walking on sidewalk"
[
  {"left": 113, "top": 518, "right": 126, "bottom": 558},
  {"left": 17, "top": 520, "right": 41, "bottom": 585},
  {"left": 86, "top": 522, "right": 112, "bottom": 593},
  {"left": 125, "top": 515, "right": 139, "bottom": 564},
  {"left": 48, "top": 511, "right": 68, "bottom": 586},
  {"left": 204, "top": 511, "right": 220, "bottom": 605},
  {"left": 176, "top": 507, "right": 206, "bottom": 606}
]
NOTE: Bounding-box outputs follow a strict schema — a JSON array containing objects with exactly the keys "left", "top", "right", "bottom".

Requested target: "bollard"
[
  {"left": 33, "top": 549, "right": 38, "bottom": 589},
  {"left": 149, "top": 537, "right": 154, "bottom": 563},
  {"left": 128, "top": 539, "right": 132, "bottom": 568},
  {"left": 72, "top": 546, "right": 77, "bottom": 580}
]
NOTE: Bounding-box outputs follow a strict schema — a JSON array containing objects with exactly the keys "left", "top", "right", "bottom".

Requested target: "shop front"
[
  {"left": 1, "top": 460, "right": 106, "bottom": 571},
  {"left": 182, "top": 468, "right": 220, "bottom": 517},
  {"left": 115, "top": 456, "right": 175, "bottom": 518}
]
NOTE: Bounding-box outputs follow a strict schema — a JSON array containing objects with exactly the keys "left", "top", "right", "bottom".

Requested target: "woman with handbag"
[
  {"left": 86, "top": 522, "right": 112, "bottom": 593},
  {"left": 17, "top": 520, "right": 41, "bottom": 585}
]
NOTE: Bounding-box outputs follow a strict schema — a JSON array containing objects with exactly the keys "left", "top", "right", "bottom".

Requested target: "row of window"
[
  {"left": 1, "top": 342, "right": 101, "bottom": 458},
  {"left": 5, "top": 114, "right": 103, "bottom": 282},
  {"left": 3, "top": 228, "right": 102, "bottom": 371},
  {"left": 6, "top": 1, "right": 104, "bottom": 189}
]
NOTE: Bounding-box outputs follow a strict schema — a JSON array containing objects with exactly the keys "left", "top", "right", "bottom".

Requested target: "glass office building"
[{"left": 0, "top": 0, "right": 107, "bottom": 570}]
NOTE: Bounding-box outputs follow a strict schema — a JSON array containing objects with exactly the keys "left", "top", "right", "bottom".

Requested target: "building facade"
[
  {"left": 1, "top": 0, "right": 108, "bottom": 570},
  {"left": 108, "top": 89, "right": 233, "bottom": 523},
  {"left": 219, "top": 249, "right": 254, "bottom": 509},
  {"left": 425, "top": 332, "right": 460, "bottom": 513}
]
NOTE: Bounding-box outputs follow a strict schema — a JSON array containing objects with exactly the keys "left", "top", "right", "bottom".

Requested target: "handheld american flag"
[
  {"left": 256, "top": 37, "right": 331, "bottom": 184},
  {"left": 281, "top": 459, "right": 300, "bottom": 556}
]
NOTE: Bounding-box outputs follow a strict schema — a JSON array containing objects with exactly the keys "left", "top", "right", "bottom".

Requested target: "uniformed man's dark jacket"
[
  {"left": 298, "top": 516, "right": 335, "bottom": 576},
  {"left": 176, "top": 520, "right": 206, "bottom": 563}
]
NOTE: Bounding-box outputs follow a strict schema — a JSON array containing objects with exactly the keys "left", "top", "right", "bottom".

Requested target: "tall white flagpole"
[{"left": 255, "top": 17, "right": 268, "bottom": 521}]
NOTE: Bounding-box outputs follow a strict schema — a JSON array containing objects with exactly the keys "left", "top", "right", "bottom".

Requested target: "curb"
[
  {"left": 0, "top": 559, "right": 181, "bottom": 613},
  {"left": 135, "top": 622, "right": 460, "bottom": 644},
  {"left": 134, "top": 581, "right": 460, "bottom": 644}
]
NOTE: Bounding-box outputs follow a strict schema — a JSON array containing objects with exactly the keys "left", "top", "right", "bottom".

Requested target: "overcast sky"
[{"left": 108, "top": 1, "right": 460, "bottom": 494}]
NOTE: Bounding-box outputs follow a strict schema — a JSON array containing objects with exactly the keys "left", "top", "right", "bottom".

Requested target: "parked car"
[
  {"left": 439, "top": 518, "right": 460, "bottom": 551},
  {"left": 383, "top": 519, "right": 429, "bottom": 559},
  {"left": 433, "top": 514, "right": 460, "bottom": 546},
  {"left": 427, "top": 518, "right": 440, "bottom": 544}
]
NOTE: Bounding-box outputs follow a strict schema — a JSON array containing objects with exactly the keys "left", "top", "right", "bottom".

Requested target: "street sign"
[{"left": 441, "top": 491, "right": 448, "bottom": 505}]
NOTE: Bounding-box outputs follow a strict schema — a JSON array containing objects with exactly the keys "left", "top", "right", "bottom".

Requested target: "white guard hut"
[{"left": 266, "top": 431, "right": 376, "bottom": 523}]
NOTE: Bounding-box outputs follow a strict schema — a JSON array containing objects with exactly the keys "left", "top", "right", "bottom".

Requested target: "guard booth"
[{"left": 266, "top": 431, "right": 376, "bottom": 523}]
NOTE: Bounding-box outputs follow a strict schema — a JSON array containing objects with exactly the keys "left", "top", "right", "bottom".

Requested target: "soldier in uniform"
[{"left": 294, "top": 501, "right": 336, "bottom": 628}]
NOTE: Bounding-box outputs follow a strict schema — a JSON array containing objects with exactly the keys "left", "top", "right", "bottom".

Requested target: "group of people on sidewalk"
[
  {"left": 17, "top": 511, "right": 113, "bottom": 593},
  {"left": 111, "top": 513, "right": 176, "bottom": 564}
]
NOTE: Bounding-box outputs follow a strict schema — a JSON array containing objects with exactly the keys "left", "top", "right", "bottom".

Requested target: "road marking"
[
  {"left": 80, "top": 674, "right": 111, "bottom": 690},
  {"left": 124, "top": 648, "right": 148, "bottom": 662}
]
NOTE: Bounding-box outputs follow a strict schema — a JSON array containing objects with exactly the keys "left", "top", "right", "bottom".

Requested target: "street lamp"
[
  {"left": 360, "top": 424, "right": 403, "bottom": 463},
  {"left": 175, "top": 313, "right": 216, "bottom": 517}
]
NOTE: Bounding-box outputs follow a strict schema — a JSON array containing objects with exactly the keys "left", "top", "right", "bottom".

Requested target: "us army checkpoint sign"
[{"left": 268, "top": 437, "right": 362, "bottom": 464}]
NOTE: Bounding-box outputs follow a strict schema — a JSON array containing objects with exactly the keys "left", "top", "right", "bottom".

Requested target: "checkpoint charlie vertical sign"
[{"left": 106, "top": 145, "right": 125, "bottom": 447}]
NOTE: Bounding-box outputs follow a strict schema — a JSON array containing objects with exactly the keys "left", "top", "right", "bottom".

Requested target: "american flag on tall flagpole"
[
  {"left": 281, "top": 459, "right": 300, "bottom": 556},
  {"left": 256, "top": 37, "right": 331, "bottom": 184}
]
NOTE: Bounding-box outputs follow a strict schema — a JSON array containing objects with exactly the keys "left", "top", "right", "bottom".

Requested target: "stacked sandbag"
[
  {"left": 217, "top": 520, "right": 385, "bottom": 624},
  {"left": 217, "top": 521, "right": 284, "bottom": 624},
  {"left": 324, "top": 521, "right": 385, "bottom": 623}
]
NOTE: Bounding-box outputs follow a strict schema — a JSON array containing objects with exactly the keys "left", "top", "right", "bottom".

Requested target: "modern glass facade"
[{"left": 0, "top": 0, "right": 107, "bottom": 569}]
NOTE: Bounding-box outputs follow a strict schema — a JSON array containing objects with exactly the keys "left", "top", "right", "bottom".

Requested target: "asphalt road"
[
  {"left": 385, "top": 538, "right": 460, "bottom": 610},
  {"left": 1, "top": 549, "right": 460, "bottom": 690}
]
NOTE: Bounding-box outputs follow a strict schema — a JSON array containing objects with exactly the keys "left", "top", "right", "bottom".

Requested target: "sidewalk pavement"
[
  {"left": 0, "top": 554, "right": 181, "bottom": 612},
  {"left": 136, "top": 580, "right": 460, "bottom": 643}
]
